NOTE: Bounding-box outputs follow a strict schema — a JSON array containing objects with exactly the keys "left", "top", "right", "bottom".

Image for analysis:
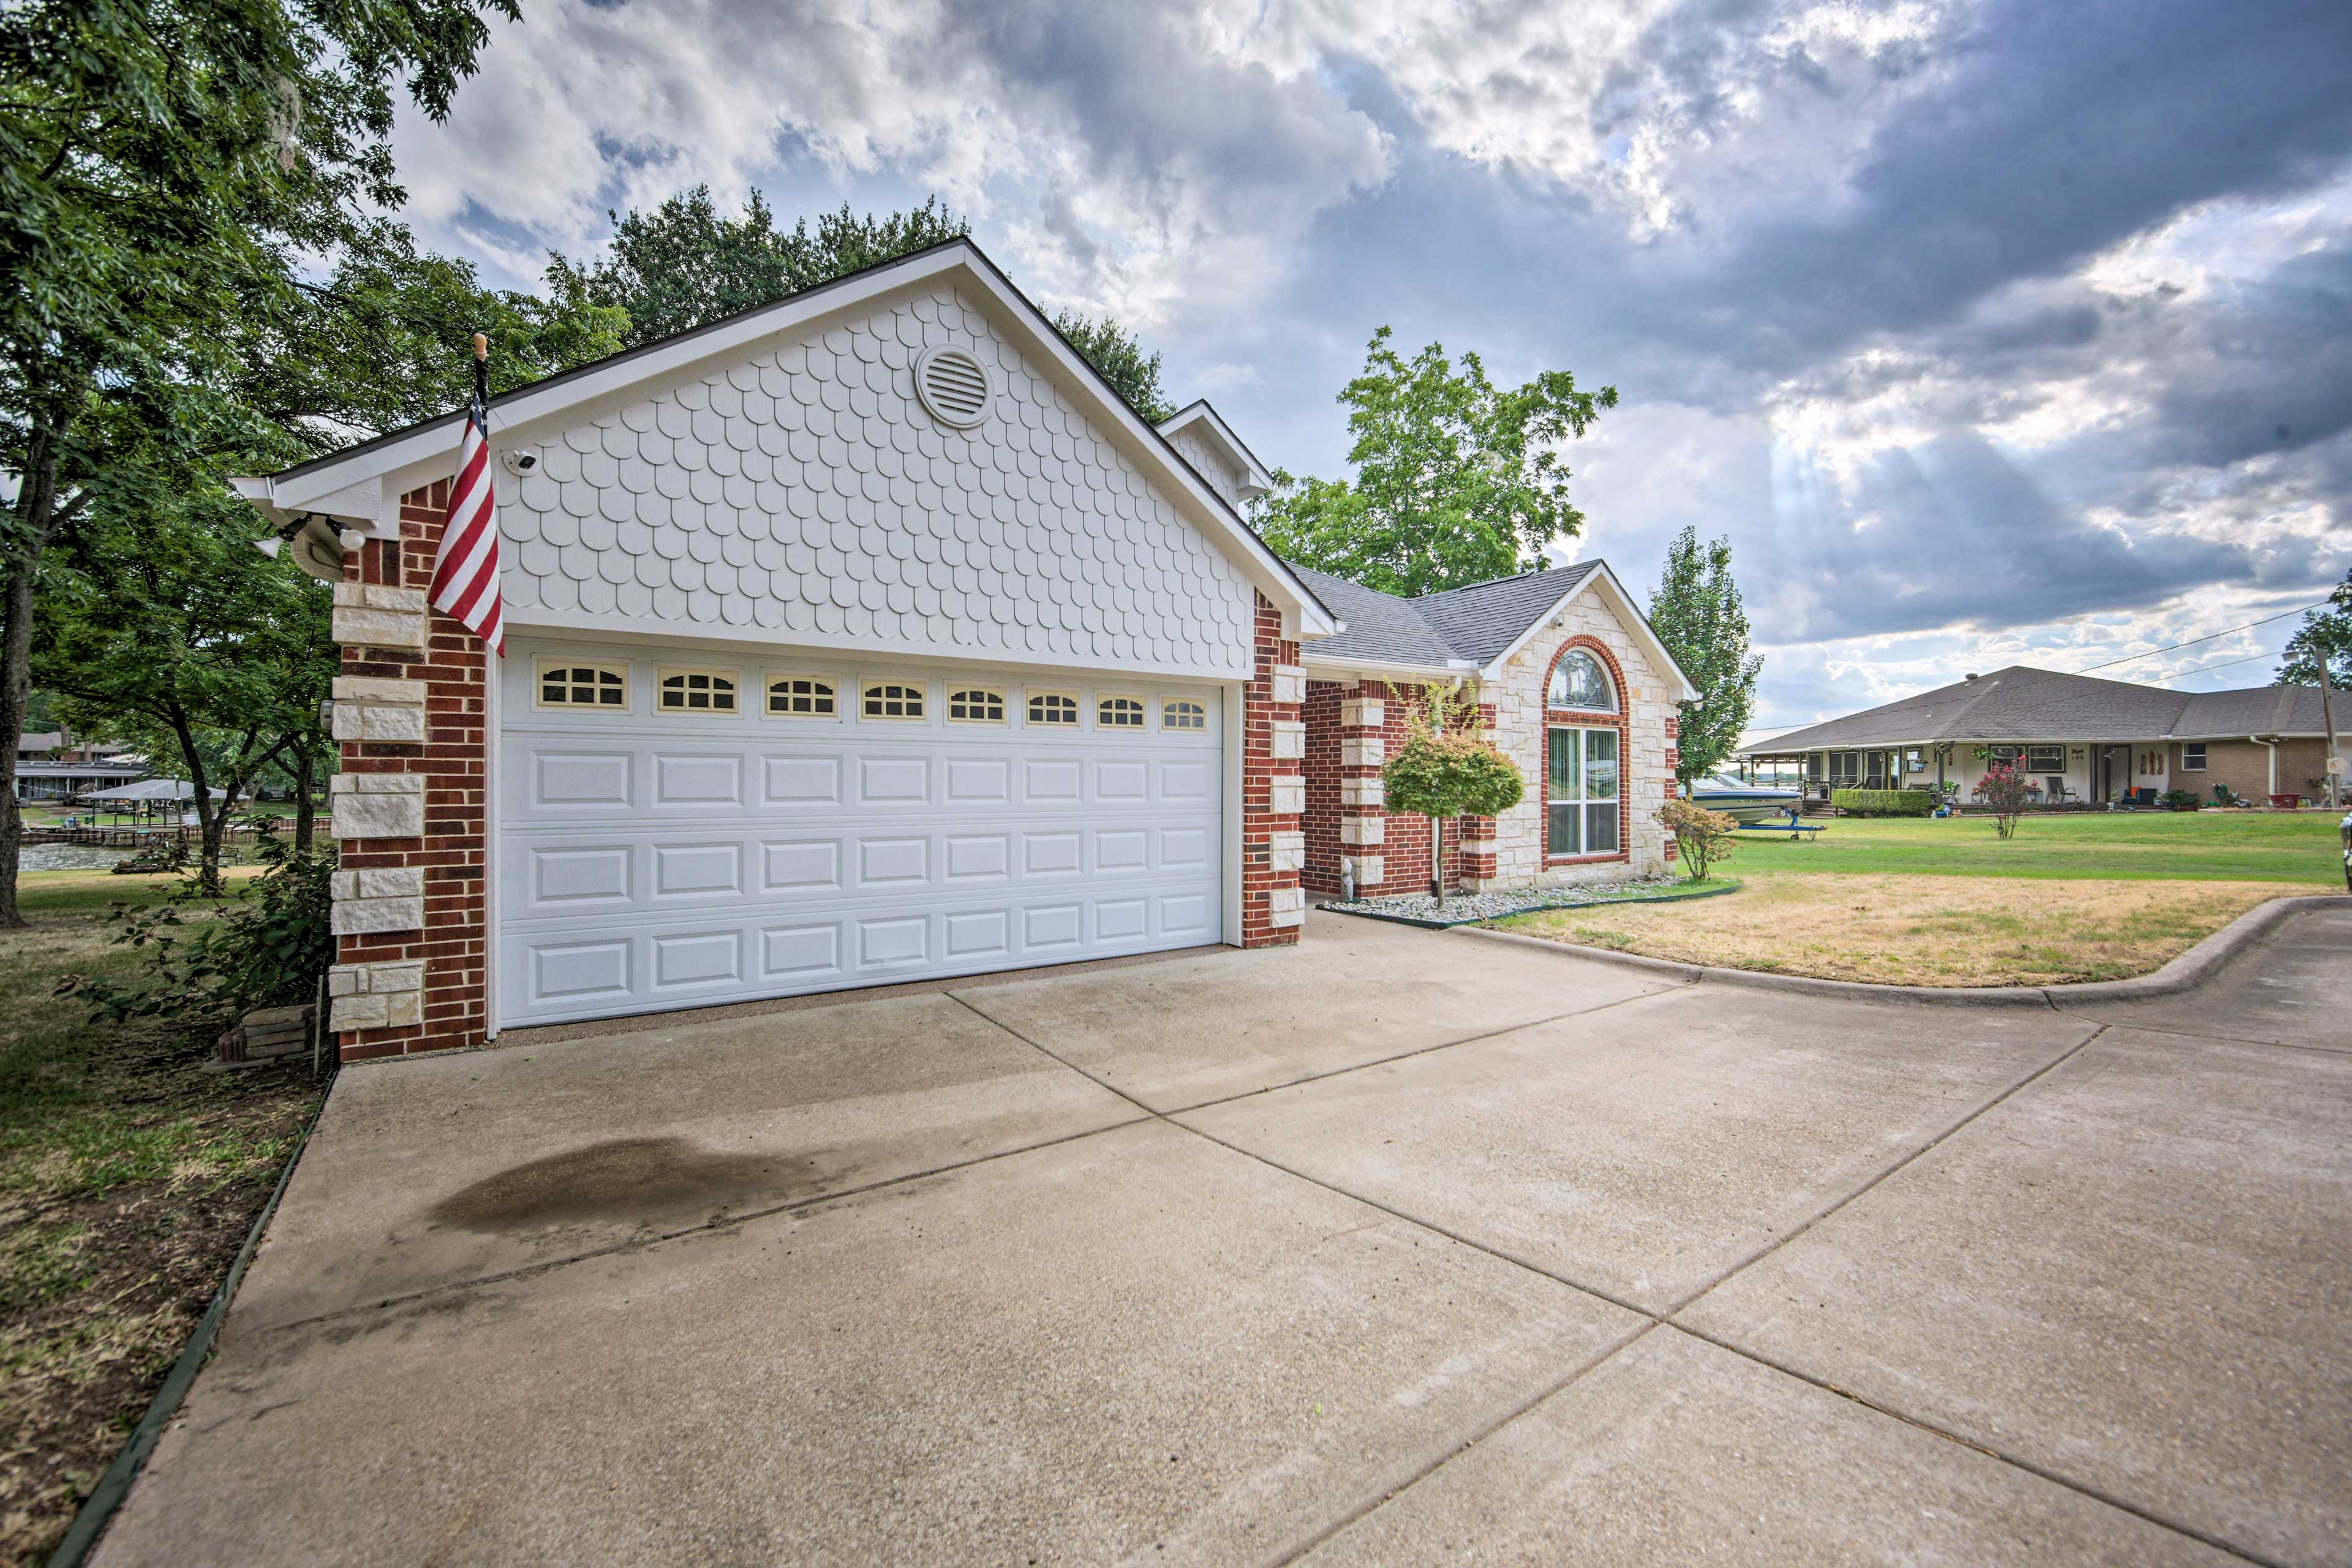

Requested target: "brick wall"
[
  {"left": 1240, "top": 592, "right": 1305, "bottom": 944},
  {"left": 329, "top": 480, "right": 491, "bottom": 1061},
  {"left": 1302, "top": 680, "right": 1347, "bottom": 898},
  {"left": 2177, "top": 737, "right": 2336, "bottom": 802}
]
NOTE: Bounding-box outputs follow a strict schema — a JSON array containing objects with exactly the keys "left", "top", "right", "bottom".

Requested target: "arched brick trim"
[{"left": 1539, "top": 635, "right": 1634, "bottom": 865}]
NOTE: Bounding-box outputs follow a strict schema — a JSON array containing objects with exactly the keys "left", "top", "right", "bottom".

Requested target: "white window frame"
[
  {"left": 1097, "top": 693, "right": 1147, "bottom": 731},
  {"left": 1546, "top": 723, "right": 1622, "bottom": 859},
  {"left": 1545, "top": 649, "right": 1618, "bottom": 714},
  {"left": 1161, "top": 696, "right": 1208, "bottom": 733},
  {"left": 946, "top": 686, "right": 1007, "bottom": 725},
  {"left": 764, "top": 673, "right": 838, "bottom": 720},
  {"left": 1026, "top": 690, "right": 1081, "bottom": 728},
  {"left": 655, "top": 665, "right": 741, "bottom": 716},
  {"left": 861, "top": 680, "right": 927, "bottom": 722},
  {"left": 2180, "top": 742, "right": 2207, "bottom": 771},
  {"left": 533, "top": 659, "right": 630, "bottom": 712}
]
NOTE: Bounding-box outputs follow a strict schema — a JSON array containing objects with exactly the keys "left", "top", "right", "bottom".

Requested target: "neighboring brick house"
[
  {"left": 1738, "top": 664, "right": 2348, "bottom": 807},
  {"left": 1291, "top": 563, "right": 1700, "bottom": 901},
  {"left": 235, "top": 239, "right": 1341, "bottom": 1060}
]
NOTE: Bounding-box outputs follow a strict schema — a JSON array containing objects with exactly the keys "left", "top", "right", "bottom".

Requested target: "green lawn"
[
  {"left": 1730, "top": 810, "right": 2344, "bottom": 886},
  {"left": 1, "top": 867, "right": 318, "bottom": 1566}
]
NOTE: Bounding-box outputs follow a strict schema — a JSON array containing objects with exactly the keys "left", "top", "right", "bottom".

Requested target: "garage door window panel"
[
  {"left": 538, "top": 662, "right": 630, "bottom": 710},
  {"left": 862, "top": 682, "right": 926, "bottom": 720},
  {"left": 766, "top": 676, "right": 837, "bottom": 718},
  {"left": 1098, "top": 695, "right": 1145, "bottom": 730},
  {"left": 1028, "top": 692, "right": 1079, "bottom": 727},
  {"left": 1161, "top": 698, "right": 1207, "bottom": 733},
  {"left": 948, "top": 687, "right": 1006, "bottom": 723},
  {"left": 658, "top": 668, "right": 739, "bottom": 714}
]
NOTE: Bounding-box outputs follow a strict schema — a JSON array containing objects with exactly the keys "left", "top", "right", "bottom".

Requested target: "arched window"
[{"left": 1547, "top": 649, "right": 1615, "bottom": 712}]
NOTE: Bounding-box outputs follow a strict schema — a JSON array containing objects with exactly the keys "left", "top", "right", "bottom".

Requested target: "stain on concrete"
[{"left": 427, "top": 1137, "right": 834, "bottom": 1233}]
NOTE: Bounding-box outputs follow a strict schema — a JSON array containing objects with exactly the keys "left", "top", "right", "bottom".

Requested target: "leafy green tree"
[
  {"left": 1052, "top": 311, "right": 1174, "bottom": 423},
  {"left": 1, "top": 0, "right": 516, "bottom": 926},
  {"left": 1647, "top": 527, "right": 1763, "bottom": 785},
  {"left": 548, "top": 189, "right": 970, "bottom": 349},
  {"left": 40, "top": 398, "right": 337, "bottom": 893},
  {"left": 1254, "top": 327, "right": 1616, "bottom": 597},
  {"left": 2278, "top": 568, "right": 2351, "bottom": 689},
  {"left": 1381, "top": 682, "right": 1525, "bottom": 908}
]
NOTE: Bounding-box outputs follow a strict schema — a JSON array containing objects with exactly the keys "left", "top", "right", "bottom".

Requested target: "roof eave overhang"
[
  {"left": 1300, "top": 652, "right": 1480, "bottom": 681},
  {"left": 1477, "top": 564, "right": 1702, "bottom": 703},
  {"left": 1155, "top": 400, "right": 1277, "bottom": 498},
  {"left": 230, "top": 241, "right": 1336, "bottom": 636}
]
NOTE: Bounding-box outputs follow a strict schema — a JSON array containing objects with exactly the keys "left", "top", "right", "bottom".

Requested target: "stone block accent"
[
  {"left": 1342, "top": 777, "right": 1383, "bottom": 808},
  {"left": 327, "top": 958, "right": 425, "bottom": 1031},
  {"left": 1267, "top": 885, "right": 1305, "bottom": 928},
  {"left": 331, "top": 675, "right": 429, "bottom": 743},
  {"left": 1268, "top": 830, "right": 1305, "bottom": 873},
  {"left": 1272, "top": 663, "right": 1306, "bottom": 705},
  {"left": 328, "top": 772, "right": 426, "bottom": 840},
  {"left": 1340, "top": 816, "right": 1385, "bottom": 846},
  {"left": 328, "top": 865, "right": 426, "bottom": 935},
  {"left": 1341, "top": 696, "right": 1384, "bottom": 728},
  {"left": 1341, "top": 736, "right": 1385, "bottom": 768},
  {"left": 1343, "top": 853, "right": 1384, "bottom": 888},
  {"left": 1268, "top": 776, "right": 1305, "bottom": 816},
  {"left": 331, "top": 581, "right": 429, "bottom": 650},
  {"left": 1272, "top": 719, "right": 1305, "bottom": 760}
]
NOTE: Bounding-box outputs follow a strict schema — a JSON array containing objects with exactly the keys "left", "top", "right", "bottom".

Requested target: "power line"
[
  {"left": 2068, "top": 600, "right": 2328, "bottom": 675},
  {"left": 2160, "top": 646, "right": 2294, "bottom": 682}
]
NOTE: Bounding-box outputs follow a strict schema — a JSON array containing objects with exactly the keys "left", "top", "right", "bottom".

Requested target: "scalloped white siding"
[
  {"left": 500, "top": 285, "right": 1258, "bottom": 676},
  {"left": 1166, "top": 426, "right": 1240, "bottom": 504}
]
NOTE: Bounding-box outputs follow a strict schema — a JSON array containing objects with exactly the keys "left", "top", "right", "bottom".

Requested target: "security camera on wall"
[{"left": 500, "top": 449, "right": 540, "bottom": 477}]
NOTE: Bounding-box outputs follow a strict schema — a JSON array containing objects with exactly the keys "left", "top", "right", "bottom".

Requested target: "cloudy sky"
[{"left": 395, "top": 0, "right": 2351, "bottom": 736}]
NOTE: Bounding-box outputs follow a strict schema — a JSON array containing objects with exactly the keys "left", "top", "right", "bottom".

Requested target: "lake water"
[{"left": 21, "top": 844, "right": 135, "bottom": 873}]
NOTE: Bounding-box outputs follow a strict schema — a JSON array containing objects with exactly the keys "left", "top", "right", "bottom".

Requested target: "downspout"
[{"left": 2249, "top": 735, "right": 2276, "bottom": 797}]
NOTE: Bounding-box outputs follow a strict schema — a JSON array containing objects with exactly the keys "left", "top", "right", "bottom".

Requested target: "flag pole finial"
[{"left": 471, "top": 331, "right": 488, "bottom": 361}]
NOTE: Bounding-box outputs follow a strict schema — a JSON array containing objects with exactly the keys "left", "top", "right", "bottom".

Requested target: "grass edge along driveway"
[{"left": 1490, "top": 812, "right": 2342, "bottom": 987}]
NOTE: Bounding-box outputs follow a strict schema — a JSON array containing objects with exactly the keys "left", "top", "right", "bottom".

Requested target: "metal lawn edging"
[{"left": 45, "top": 1069, "right": 339, "bottom": 1568}]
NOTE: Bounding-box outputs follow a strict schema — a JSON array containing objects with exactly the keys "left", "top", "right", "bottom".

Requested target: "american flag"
[{"left": 428, "top": 349, "right": 504, "bottom": 655}]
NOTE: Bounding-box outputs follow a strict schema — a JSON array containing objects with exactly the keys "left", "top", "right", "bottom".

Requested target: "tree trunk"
[
  {"left": 0, "top": 420, "right": 60, "bottom": 930},
  {"left": 292, "top": 742, "right": 317, "bottom": 853},
  {"left": 167, "top": 714, "right": 225, "bottom": 897}
]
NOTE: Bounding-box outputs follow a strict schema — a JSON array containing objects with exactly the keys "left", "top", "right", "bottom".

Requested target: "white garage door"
[{"left": 497, "top": 645, "right": 1226, "bottom": 1028}]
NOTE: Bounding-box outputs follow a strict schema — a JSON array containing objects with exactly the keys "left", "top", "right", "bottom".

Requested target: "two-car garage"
[{"left": 497, "top": 641, "right": 1229, "bottom": 1027}]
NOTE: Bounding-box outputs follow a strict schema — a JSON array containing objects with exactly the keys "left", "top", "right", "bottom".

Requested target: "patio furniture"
[{"left": 2124, "top": 786, "right": 2158, "bottom": 808}]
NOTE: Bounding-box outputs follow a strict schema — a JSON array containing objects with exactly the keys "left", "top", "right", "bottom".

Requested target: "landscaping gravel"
[{"left": 1321, "top": 876, "right": 1699, "bottom": 927}]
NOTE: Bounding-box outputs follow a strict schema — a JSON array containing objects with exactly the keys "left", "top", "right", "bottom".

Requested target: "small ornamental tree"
[
  {"left": 1972, "top": 758, "right": 2032, "bottom": 839},
  {"left": 1655, "top": 797, "right": 1740, "bottom": 882},
  {"left": 1381, "top": 682, "right": 1525, "bottom": 908}
]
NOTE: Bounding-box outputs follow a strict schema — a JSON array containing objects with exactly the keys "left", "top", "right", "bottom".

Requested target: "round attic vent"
[{"left": 915, "top": 345, "right": 992, "bottom": 428}]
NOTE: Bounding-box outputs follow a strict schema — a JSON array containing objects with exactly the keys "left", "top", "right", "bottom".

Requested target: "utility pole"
[{"left": 2320, "top": 655, "right": 2343, "bottom": 810}]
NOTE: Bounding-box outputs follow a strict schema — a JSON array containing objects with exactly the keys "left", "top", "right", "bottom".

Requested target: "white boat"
[{"left": 1688, "top": 774, "right": 1804, "bottom": 824}]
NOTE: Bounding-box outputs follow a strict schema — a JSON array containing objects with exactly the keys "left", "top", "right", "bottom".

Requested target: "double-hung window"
[{"left": 1547, "top": 726, "right": 1620, "bottom": 856}]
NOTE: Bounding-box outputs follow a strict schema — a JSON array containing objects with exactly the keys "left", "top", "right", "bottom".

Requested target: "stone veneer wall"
[{"left": 1478, "top": 595, "right": 1675, "bottom": 888}]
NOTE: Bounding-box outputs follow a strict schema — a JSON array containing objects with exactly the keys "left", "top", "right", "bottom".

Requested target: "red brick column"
[
  {"left": 1241, "top": 591, "right": 1304, "bottom": 945},
  {"left": 1336, "top": 682, "right": 1387, "bottom": 895},
  {"left": 328, "top": 480, "right": 492, "bottom": 1061}
]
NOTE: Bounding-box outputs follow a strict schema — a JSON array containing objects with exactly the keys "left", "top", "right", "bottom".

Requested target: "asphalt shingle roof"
[
  {"left": 1289, "top": 562, "right": 1600, "bottom": 670},
  {"left": 1742, "top": 665, "right": 2342, "bottom": 753}
]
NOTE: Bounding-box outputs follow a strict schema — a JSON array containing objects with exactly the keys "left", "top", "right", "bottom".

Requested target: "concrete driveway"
[{"left": 97, "top": 907, "right": 2351, "bottom": 1566}]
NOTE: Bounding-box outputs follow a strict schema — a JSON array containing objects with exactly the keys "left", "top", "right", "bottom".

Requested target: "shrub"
[
  {"left": 1382, "top": 681, "right": 1526, "bottom": 908},
  {"left": 2161, "top": 788, "right": 2204, "bottom": 812},
  {"left": 1970, "top": 760, "right": 2032, "bottom": 839},
  {"left": 65, "top": 828, "right": 337, "bottom": 1028},
  {"left": 1656, "top": 797, "right": 1740, "bottom": 881},
  {"left": 1830, "top": 787, "right": 1937, "bottom": 817}
]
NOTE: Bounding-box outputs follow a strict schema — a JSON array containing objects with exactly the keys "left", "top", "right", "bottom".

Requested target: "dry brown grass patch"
[{"left": 1492, "top": 873, "right": 2295, "bottom": 986}]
